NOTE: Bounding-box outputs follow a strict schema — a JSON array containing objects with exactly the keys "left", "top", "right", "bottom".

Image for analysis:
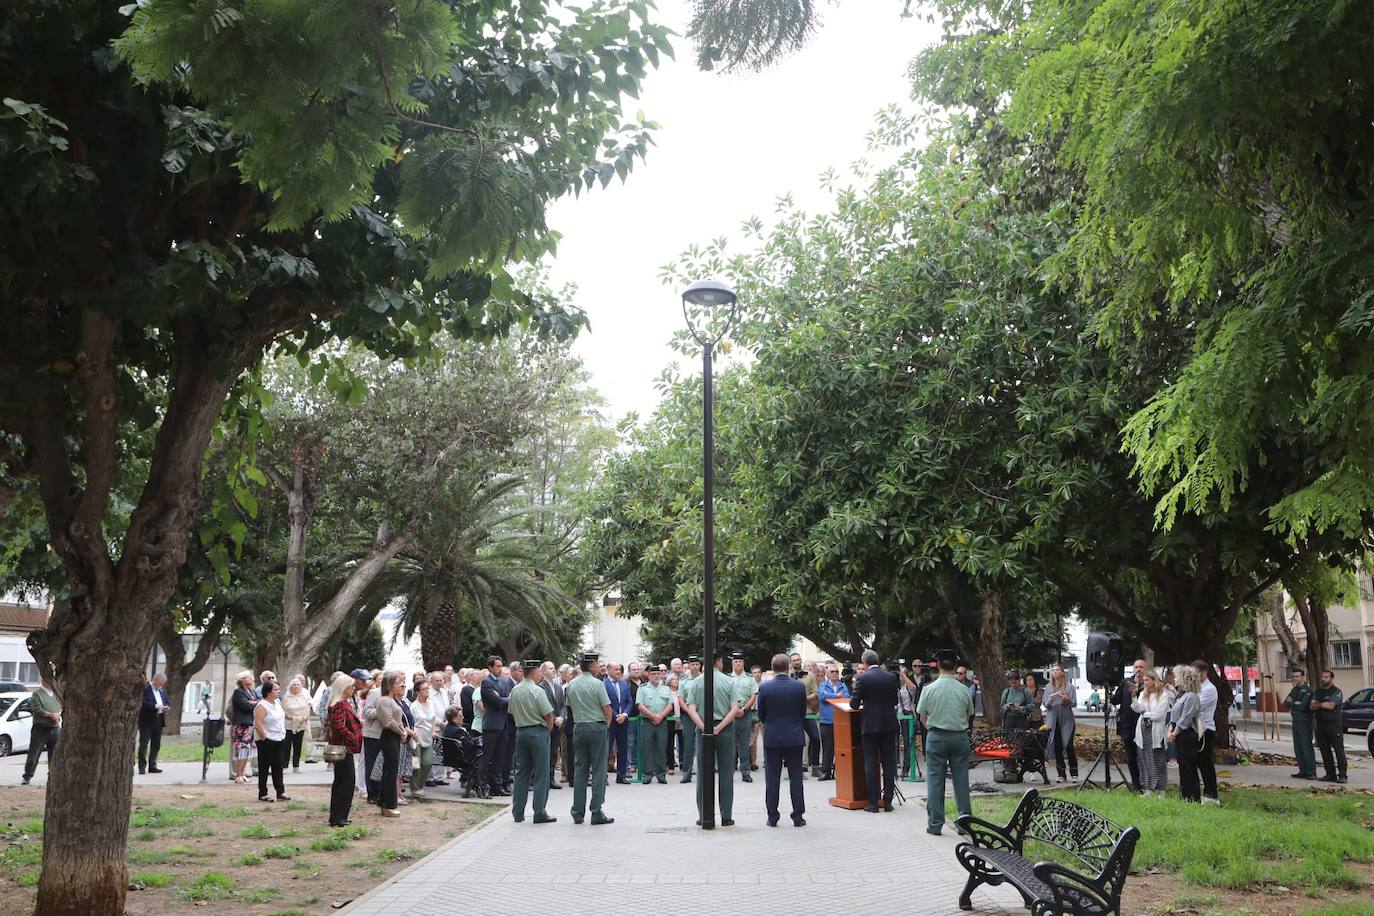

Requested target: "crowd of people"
[{"left": 106, "top": 649, "right": 1348, "bottom": 833}]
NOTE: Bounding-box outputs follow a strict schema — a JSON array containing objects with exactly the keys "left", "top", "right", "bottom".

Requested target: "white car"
[{"left": 0, "top": 691, "right": 33, "bottom": 757}]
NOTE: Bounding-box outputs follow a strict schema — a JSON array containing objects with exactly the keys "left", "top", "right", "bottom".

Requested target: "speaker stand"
[{"left": 1076, "top": 699, "right": 1132, "bottom": 792}]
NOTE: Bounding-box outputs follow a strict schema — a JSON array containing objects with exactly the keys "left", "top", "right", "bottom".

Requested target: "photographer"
[{"left": 1111, "top": 658, "right": 1147, "bottom": 791}]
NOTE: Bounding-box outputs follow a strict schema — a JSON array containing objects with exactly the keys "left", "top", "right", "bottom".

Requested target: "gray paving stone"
[{"left": 340, "top": 772, "right": 1025, "bottom": 914}]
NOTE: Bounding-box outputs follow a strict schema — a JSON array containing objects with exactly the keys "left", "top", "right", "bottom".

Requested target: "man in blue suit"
[
  {"left": 849, "top": 649, "right": 900, "bottom": 812},
  {"left": 605, "top": 663, "right": 634, "bottom": 783},
  {"left": 138, "top": 673, "right": 170, "bottom": 774},
  {"left": 756, "top": 653, "right": 808, "bottom": 827},
  {"left": 480, "top": 656, "right": 513, "bottom": 797}
]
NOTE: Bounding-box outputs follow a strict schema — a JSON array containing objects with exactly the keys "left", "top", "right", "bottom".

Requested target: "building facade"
[{"left": 0, "top": 600, "right": 48, "bottom": 688}]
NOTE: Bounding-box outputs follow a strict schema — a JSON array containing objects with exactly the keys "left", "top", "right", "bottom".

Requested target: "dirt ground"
[
  {"left": 0, "top": 784, "right": 494, "bottom": 916},
  {"left": 1122, "top": 865, "right": 1374, "bottom": 915}
]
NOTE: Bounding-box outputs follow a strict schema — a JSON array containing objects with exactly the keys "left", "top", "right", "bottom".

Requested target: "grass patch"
[
  {"left": 0, "top": 842, "right": 43, "bottom": 872},
  {"left": 308, "top": 834, "right": 349, "bottom": 852},
  {"left": 128, "top": 806, "right": 197, "bottom": 830},
  {"left": 177, "top": 825, "right": 215, "bottom": 838},
  {"left": 239, "top": 852, "right": 264, "bottom": 866},
  {"left": 275, "top": 825, "right": 299, "bottom": 837},
  {"left": 133, "top": 829, "right": 157, "bottom": 842},
  {"left": 374, "top": 846, "right": 423, "bottom": 863},
  {"left": 239, "top": 823, "right": 272, "bottom": 839},
  {"left": 266, "top": 910, "right": 305, "bottom": 916},
  {"left": 156, "top": 742, "right": 228, "bottom": 763},
  {"left": 1302, "top": 906, "right": 1374, "bottom": 916},
  {"left": 289, "top": 860, "right": 321, "bottom": 879},
  {"left": 262, "top": 843, "right": 299, "bottom": 860},
  {"left": 238, "top": 885, "right": 282, "bottom": 903},
  {"left": 971, "top": 787, "right": 1374, "bottom": 893},
  {"left": 199, "top": 804, "right": 252, "bottom": 819},
  {"left": 129, "top": 870, "right": 172, "bottom": 889},
  {"left": 126, "top": 844, "right": 202, "bottom": 866},
  {"left": 180, "top": 871, "right": 234, "bottom": 902},
  {"left": 298, "top": 895, "right": 323, "bottom": 905},
  {"left": 16, "top": 871, "right": 40, "bottom": 888}
]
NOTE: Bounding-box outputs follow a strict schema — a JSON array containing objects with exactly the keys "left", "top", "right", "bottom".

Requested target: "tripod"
[{"left": 1077, "top": 690, "right": 1131, "bottom": 791}]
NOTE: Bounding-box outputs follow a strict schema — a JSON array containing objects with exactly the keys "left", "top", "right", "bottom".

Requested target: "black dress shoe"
[
  {"left": 615, "top": 777, "right": 630, "bottom": 784},
  {"left": 494, "top": 788, "right": 512, "bottom": 796},
  {"left": 533, "top": 814, "right": 557, "bottom": 824},
  {"left": 811, "top": 766, "right": 821, "bottom": 777},
  {"left": 590, "top": 814, "right": 615, "bottom": 825},
  {"left": 148, "top": 766, "right": 163, "bottom": 774},
  {"left": 277, "top": 794, "right": 290, "bottom": 802},
  {"left": 750, "top": 764, "right": 759, "bottom": 771},
  {"left": 741, "top": 774, "right": 753, "bottom": 783},
  {"left": 573, "top": 817, "right": 584, "bottom": 824},
  {"left": 926, "top": 826, "right": 942, "bottom": 836},
  {"left": 512, "top": 814, "right": 525, "bottom": 823},
  {"left": 792, "top": 817, "right": 806, "bottom": 827},
  {"left": 680, "top": 775, "right": 692, "bottom": 784},
  {"left": 138, "top": 767, "right": 146, "bottom": 775},
  {"left": 1292, "top": 772, "right": 1314, "bottom": 779},
  {"left": 883, "top": 802, "right": 894, "bottom": 812},
  {"left": 549, "top": 782, "right": 563, "bottom": 790},
  {"left": 721, "top": 818, "right": 735, "bottom": 826},
  {"left": 864, "top": 804, "right": 879, "bottom": 813},
  {"left": 818, "top": 775, "right": 833, "bottom": 782},
  {"left": 1337, "top": 775, "right": 1348, "bottom": 784},
  {"left": 767, "top": 818, "right": 779, "bottom": 828},
  {"left": 1319, "top": 774, "right": 1340, "bottom": 782},
  {"left": 656, "top": 775, "right": 667, "bottom": 784}
]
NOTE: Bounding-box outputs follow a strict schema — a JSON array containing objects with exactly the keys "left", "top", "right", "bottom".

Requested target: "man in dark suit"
[
  {"left": 604, "top": 663, "right": 634, "bottom": 784},
  {"left": 849, "top": 649, "right": 899, "bottom": 812},
  {"left": 138, "top": 673, "right": 170, "bottom": 774},
  {"left": 539, "top": 661, "right": 566, "bottom": 790},
  {"left": 480, "top": 656, "right": 512, "bottom": 796},
  {"left": 756, "top": 653, "right": 808, "bottom": 827}
]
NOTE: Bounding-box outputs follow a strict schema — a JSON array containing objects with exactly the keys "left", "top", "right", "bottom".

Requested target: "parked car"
[
  {"left": 0, "top": 680, "right": 28, "bottom": 695},
  {"left": 0, "top": 691, "right": 33, "bottom": 757},
  {"left": 1340, "top": 686, "right": 1374, "bottom": 734}
]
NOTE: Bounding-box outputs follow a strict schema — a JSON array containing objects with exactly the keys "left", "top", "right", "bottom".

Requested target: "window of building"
[
  {"left": 0, "top": 661, "right": 14, "bottom": 680},
  {"left": 1331, "top": 640, "right": 1362, "bottom": 669},
  {"left": 18, "top": 661, "right": 39, "bottom": 684}
]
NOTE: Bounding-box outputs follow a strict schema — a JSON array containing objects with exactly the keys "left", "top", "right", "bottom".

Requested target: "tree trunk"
[
  {"left": 420, "top": 599, "right": 456, "bottom": 671},
  {"left": 32, "top": 612, "right": 150, "bottom": 915},
  {"left": 1268, "top": 588, "right": 1304, "bottom": 674},
  {"left": 948, "top": 589, "right": 1007, "bottom": 729},
  {"left": 160, "top": 628, "right": 190, "bottom": 736},
  {"left": 1292, "top": 594, "right": 1330, "bottom": 685}
]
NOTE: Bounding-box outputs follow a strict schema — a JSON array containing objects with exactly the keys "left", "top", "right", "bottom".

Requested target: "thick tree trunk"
[
  {"left": 33, "top": 614, "right": 150, "bottom": 915},
  {"left": 160, "top": 629, "right": 190, "bottom": 736},
  {"left": 948, "top": 589, "right": 1007, "bottom": 729},
  {"left": 420, "top": 599, "right": 455, "bottom": 672},
  {"left": 1292, "top": 594, "right": 1330, "bottom": 685}
]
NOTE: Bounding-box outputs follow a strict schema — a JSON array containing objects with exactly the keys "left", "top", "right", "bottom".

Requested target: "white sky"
[{"left": 544, "top": 2, "right": 939, "bottom": 424}]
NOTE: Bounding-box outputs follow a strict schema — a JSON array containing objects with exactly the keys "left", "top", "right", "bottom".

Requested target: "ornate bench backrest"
[{"left": 1024, "top": 796, "right": 1129, "bottom": 877}]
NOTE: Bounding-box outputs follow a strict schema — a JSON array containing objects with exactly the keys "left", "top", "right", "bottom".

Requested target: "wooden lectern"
[{"left": 827, "top": 699, "right": 867, "bottom": 809}]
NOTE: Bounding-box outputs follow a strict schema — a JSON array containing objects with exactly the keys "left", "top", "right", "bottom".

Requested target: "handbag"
[{"left": 321, "top": 720, "right": 348, "bottom": 763}]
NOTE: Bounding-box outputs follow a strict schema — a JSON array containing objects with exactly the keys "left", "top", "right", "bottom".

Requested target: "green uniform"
[
  {"left": 509, "top": 679, "right": 554, "bottom": 820},
  {"left": 731, "top": 672, "right": 757, "bottom": 774},
  {"left": 916, "top": 674, "right": 975, "bottom": 831},
  {"left": 1283, "top": 683, "right": 1317, "bottom": 777},
  {"left": 566, "top": 673, "right": 612, "bottom": 820},
  {"left": 637, "top": 682, "right": 674, "bottom": 778},
  {"left": 691, "top": 671, "right": 740, "bottom": 822},
  {"left": 679, "top": 673, "right": 699, "bottom": 781},
  {"left": 1313, "top": 685, "right": 1347, "bottom": 780}
]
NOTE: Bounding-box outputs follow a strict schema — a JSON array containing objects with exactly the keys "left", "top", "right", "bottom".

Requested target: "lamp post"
[{"left": 681, "top": 278, "right": 739, "bottom": 831}]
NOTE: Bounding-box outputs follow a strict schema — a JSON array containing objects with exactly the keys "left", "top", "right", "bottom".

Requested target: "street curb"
[{"left": 337, "top": 802, "right": 510, "bottom": 912}]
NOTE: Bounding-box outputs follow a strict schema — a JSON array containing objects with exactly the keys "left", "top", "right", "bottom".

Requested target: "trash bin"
[{"left": 203, "top": 717, "right": 225, "bottom": 748}]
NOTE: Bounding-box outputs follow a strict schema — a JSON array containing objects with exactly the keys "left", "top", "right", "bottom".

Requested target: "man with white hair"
[
  {"left": 539, "top": 661, "right": 566, "bottom": 790},
  {"left": 138, "top": 673, "right": 170, "bottom": 774},
  {"left": 258, "top": 670, "right": 277, "bottom": 698}
]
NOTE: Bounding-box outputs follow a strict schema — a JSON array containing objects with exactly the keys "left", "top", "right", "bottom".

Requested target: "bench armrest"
[
  {"left": 1031, "top": 861, "right": 1114, "bottom": 915},
  {"left": 954, "top": 814, "right": 1019, "bottom": 853}
]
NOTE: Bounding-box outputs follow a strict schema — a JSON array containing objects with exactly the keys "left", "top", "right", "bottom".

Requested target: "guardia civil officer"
[
  {"left": 509, "top": 659, "right": 557, "bottom": 824},
  {"left": 687, "top": 652, "right": 741, "bottom": 826},
  {"left": 567, "top": 652, "right": 616, "bottom": 824},
  {"left": 1283, "top": 669, "right": 1317, "bottom": 780},
  {"left": 678, "top": 655, "right": 702, "bottom": 783},
  {"left": 636, "top": 666, "right": 674, "bottom": 783},
  {"left": 916, "top": 649, "right": 974, "bottom": 836},
  {"left": 1312, "top": 669, "right": 1347, "bottom": 784},
  {"left": 730, "top": 652, "right": 757, "bottom": 782}
]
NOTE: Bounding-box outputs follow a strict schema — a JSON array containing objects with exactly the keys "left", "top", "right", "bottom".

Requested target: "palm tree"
[{"left": 359, "top": 475, "right": 570, "bottom": 671}]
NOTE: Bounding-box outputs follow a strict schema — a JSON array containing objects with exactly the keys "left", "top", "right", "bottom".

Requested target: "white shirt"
[
  {"left": 1131, "top": 690, "right": 1173, "bottom": 748},
  {"left": 257, "top": 698, "right": 286, "bottom": 742},
  {"left": 1198, "top": 679, "right": 1217, "bottom": 733},
  {"left": 413, "top": 696, "right": 439, "bottom": 745}
]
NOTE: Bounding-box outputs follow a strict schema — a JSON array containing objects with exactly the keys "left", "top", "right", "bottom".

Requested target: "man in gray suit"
[{"left": 539, "top": 661, "right": 566, "bottom": 790}]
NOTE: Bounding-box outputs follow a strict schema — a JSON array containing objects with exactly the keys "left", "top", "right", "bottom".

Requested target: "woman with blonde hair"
[
  {"left": 229, "top": 670, "right": 259, "bottom": 784},
  {"left": 1168, "top": 664, "right": 1204, "bottom": 802},
  {"left": 1044, "top": 663, "right": 1078, "bottom": 781},
  {"left": 326, "top": 672, "right": 362, "bottom": 826},
  {"left": 1131, "top": 668, "right": 1173, "bottom": 796},
  {"left": 282, "top": 675, "right": 314, "bottom": 773}
]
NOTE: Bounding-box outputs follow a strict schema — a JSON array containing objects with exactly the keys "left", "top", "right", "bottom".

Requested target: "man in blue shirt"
[{"left": 757, "top": 653, "right": 808, "bottom": 827}]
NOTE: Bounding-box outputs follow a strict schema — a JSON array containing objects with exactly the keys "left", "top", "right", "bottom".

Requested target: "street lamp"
[{"left": 681, "top": 278, "right": 739, "bottom": 831}]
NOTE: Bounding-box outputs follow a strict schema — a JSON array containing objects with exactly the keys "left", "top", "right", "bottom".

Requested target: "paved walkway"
[{"left": 343, "top": 773, "right": 1023, "bottom": 915}]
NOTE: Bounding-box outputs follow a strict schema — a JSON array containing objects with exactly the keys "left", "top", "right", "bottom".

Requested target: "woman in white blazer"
[{"left": 1131, "top": 668, "right": 1173, "bottom": 795}]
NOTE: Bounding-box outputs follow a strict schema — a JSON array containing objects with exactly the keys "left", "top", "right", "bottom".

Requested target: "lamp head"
[{"left": 681, "top": 279, "right": 737, "bottom": 308}]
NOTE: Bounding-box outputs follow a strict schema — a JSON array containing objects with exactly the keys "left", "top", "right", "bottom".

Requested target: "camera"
[
  {"left": 791, "top": 669, "right": 807, "bottom": 680},
  {"left": 884, "top": 659, "right": 900, "bottom": 672}
]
